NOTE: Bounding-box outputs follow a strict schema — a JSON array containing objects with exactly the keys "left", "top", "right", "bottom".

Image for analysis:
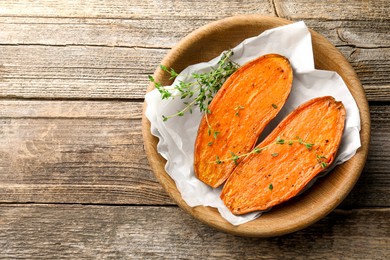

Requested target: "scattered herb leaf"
[
  {"left": 234, "top": 105, "right": 245, "bottom": 116},
  {"left": 253, "top": 147, "right": 261, "bottom": 154},
  {"left": 276, "top": 137, "right": 285, "bottom": 144},
  {"left": 305, "top": 143, "right": 314, "bottom": 150},
  {"left": 230, "top": 152, "right": 240, "bottom": 165},
  {"left": 316, "top": 154, "right": 329, "bottom": 168},
  {"left": 215, "top": 156, "right": 222, "bottom": 164}
]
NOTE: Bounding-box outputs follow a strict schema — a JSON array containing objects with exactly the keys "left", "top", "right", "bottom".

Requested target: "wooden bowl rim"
[{"left": 142, "top": 15, "right": 370, "bottom": 237}]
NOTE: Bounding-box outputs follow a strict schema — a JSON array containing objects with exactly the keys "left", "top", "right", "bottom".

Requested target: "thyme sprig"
[
  {"left": 285, "top": 137, "right": 314, "bottom": 150},
  {"left": 149, "top": 50, "right": 239, "bottom": 122},
  {"left": 210, "top": 136, "right": 315, "bottom": 164},
  {"left": 214, "top": 147, "right": 262, "bottom": 165}
]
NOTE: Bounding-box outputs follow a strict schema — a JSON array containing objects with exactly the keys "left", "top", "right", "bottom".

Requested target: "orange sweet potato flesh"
[
  {"left": 221, "top": 96, "right": 346, "bottom": 215},
  {"left": 194, "top": 54, "right": 293, "bottom": 188}
]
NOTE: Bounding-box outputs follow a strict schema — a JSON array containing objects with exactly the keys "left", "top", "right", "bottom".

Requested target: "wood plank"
[
  {"left": 0, "top": 100, "right": 388, "bottom": 207},
  {"left": 327, "top": 104, "right": 390, "bottom": 208},
  {"left": 0, "top": 45, "right": 166, "bottom": 99},
  {"left": 1, "top": 17, "right": 388, "bottom": 49},
  {"left": 1, "top": 0, "right": 388, "bottom": 22},
  {"left": 307, "top": 20, "right": 389, "bottom": 49},
  {"left": 0, "top": 100, "right": 142, "bottom": 119},
  {"left": 0, "top": 0, "right": 274, "bottom": 19},
  {"left": 0, "top": 204, "right": 388, "bottom": 258},
  {"left": 0, "top": 17, "right": 209, "bottom": 49},
  {"left": 0, "top": 1, "right": 387, "bottom": 50},
  {"left": 274, "top": 0, "right": 390, "bottom": 21},
  {"left": 338, "top": 47, "right": 390, "bottom": 100},
  {"left": 0, "top": 45, "right": 388, "bottom": 100},
  {"left": 0, "top": 100, "right": 172, "bottom": 204},
  {"left": 0, "top": 2, "right": 388, "bottom": 101}
]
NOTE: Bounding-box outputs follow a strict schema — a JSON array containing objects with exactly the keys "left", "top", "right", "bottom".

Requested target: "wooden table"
[{"left": 0, "top": 1, "right": 388, "bottom": 258}]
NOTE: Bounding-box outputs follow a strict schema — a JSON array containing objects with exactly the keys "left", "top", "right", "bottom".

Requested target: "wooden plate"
[{"left": 142, "top": 15, "right": 370, "bottom": 237}]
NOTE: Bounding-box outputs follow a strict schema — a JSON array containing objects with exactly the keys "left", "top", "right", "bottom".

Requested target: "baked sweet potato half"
[
  {"left": 221, "top": 96, "right": 346, "bottom": 215},
  {"left": 194, "top": 54, "right": 293, "bottom": 188}
]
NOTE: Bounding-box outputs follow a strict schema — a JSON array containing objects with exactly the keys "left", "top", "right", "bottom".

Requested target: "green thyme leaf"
[
  {"left": 316, "top": 154, "right": 328, "bottom": 168},
  {"left": 253, "top": 147, "right": 261, "bottom": 154},
  {"left": 230, "top": 152, "right": 239, "bottom": 165},
  {"left": 216, "top": 156, "right": 222, "bottom": 164},
  {"left": 305, "top": 143, "right": 314, "bottom": 150},
  {"left": 276, "top": 137, "right": 285, "bottom": 144},
  {"left": 151, "top": 50, "right": 239, "bottom": 121}
]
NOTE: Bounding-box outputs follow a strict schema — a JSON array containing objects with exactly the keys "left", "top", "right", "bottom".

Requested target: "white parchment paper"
[{"left": 145, "top": 22, "right": 361, "bottom": 225}]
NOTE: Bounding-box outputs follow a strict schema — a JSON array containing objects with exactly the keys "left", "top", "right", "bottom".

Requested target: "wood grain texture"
[
  {"left": 0, "top": 0, "right": 274, "bottom": 19},
  {"left": 0, "top": 0, "right": 388, "bottom": 254},
  {"left": 0, "top": 204, "right": 388, "bottom": 259},
  {"left": 274, "top": 0, "right": 390, "bottom": 20},
  {"left": 0, "top": 17, "right": 208, "bottom": 48},
  {"left": 0, "top": 44, "right": 388, "bottom": 100},
  {"left": 0, "top": 100, "right": 171, "bottom": 204},
  {"left": 0, "top": 100, "right": 390, "bottom": 208},
  {"left": 0, "top": 45, "right": 165, "bottom": 99},
  {"left": 0, "top": 1, "right": 388, "bottom": 100},
  {"left": 0, "top": 100, "right": 388, "bottom": 207},
  {"left": 1, "top": 17, "right": 388, "bottom": 49}
]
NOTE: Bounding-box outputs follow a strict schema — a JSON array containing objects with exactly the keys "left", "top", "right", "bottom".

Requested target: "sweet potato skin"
[
  {"left": 194, "top": 54, "right": 293, "bottom": 188},
  {"left": 221, "top": 96, "right": 346, "bottom": 215}
]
